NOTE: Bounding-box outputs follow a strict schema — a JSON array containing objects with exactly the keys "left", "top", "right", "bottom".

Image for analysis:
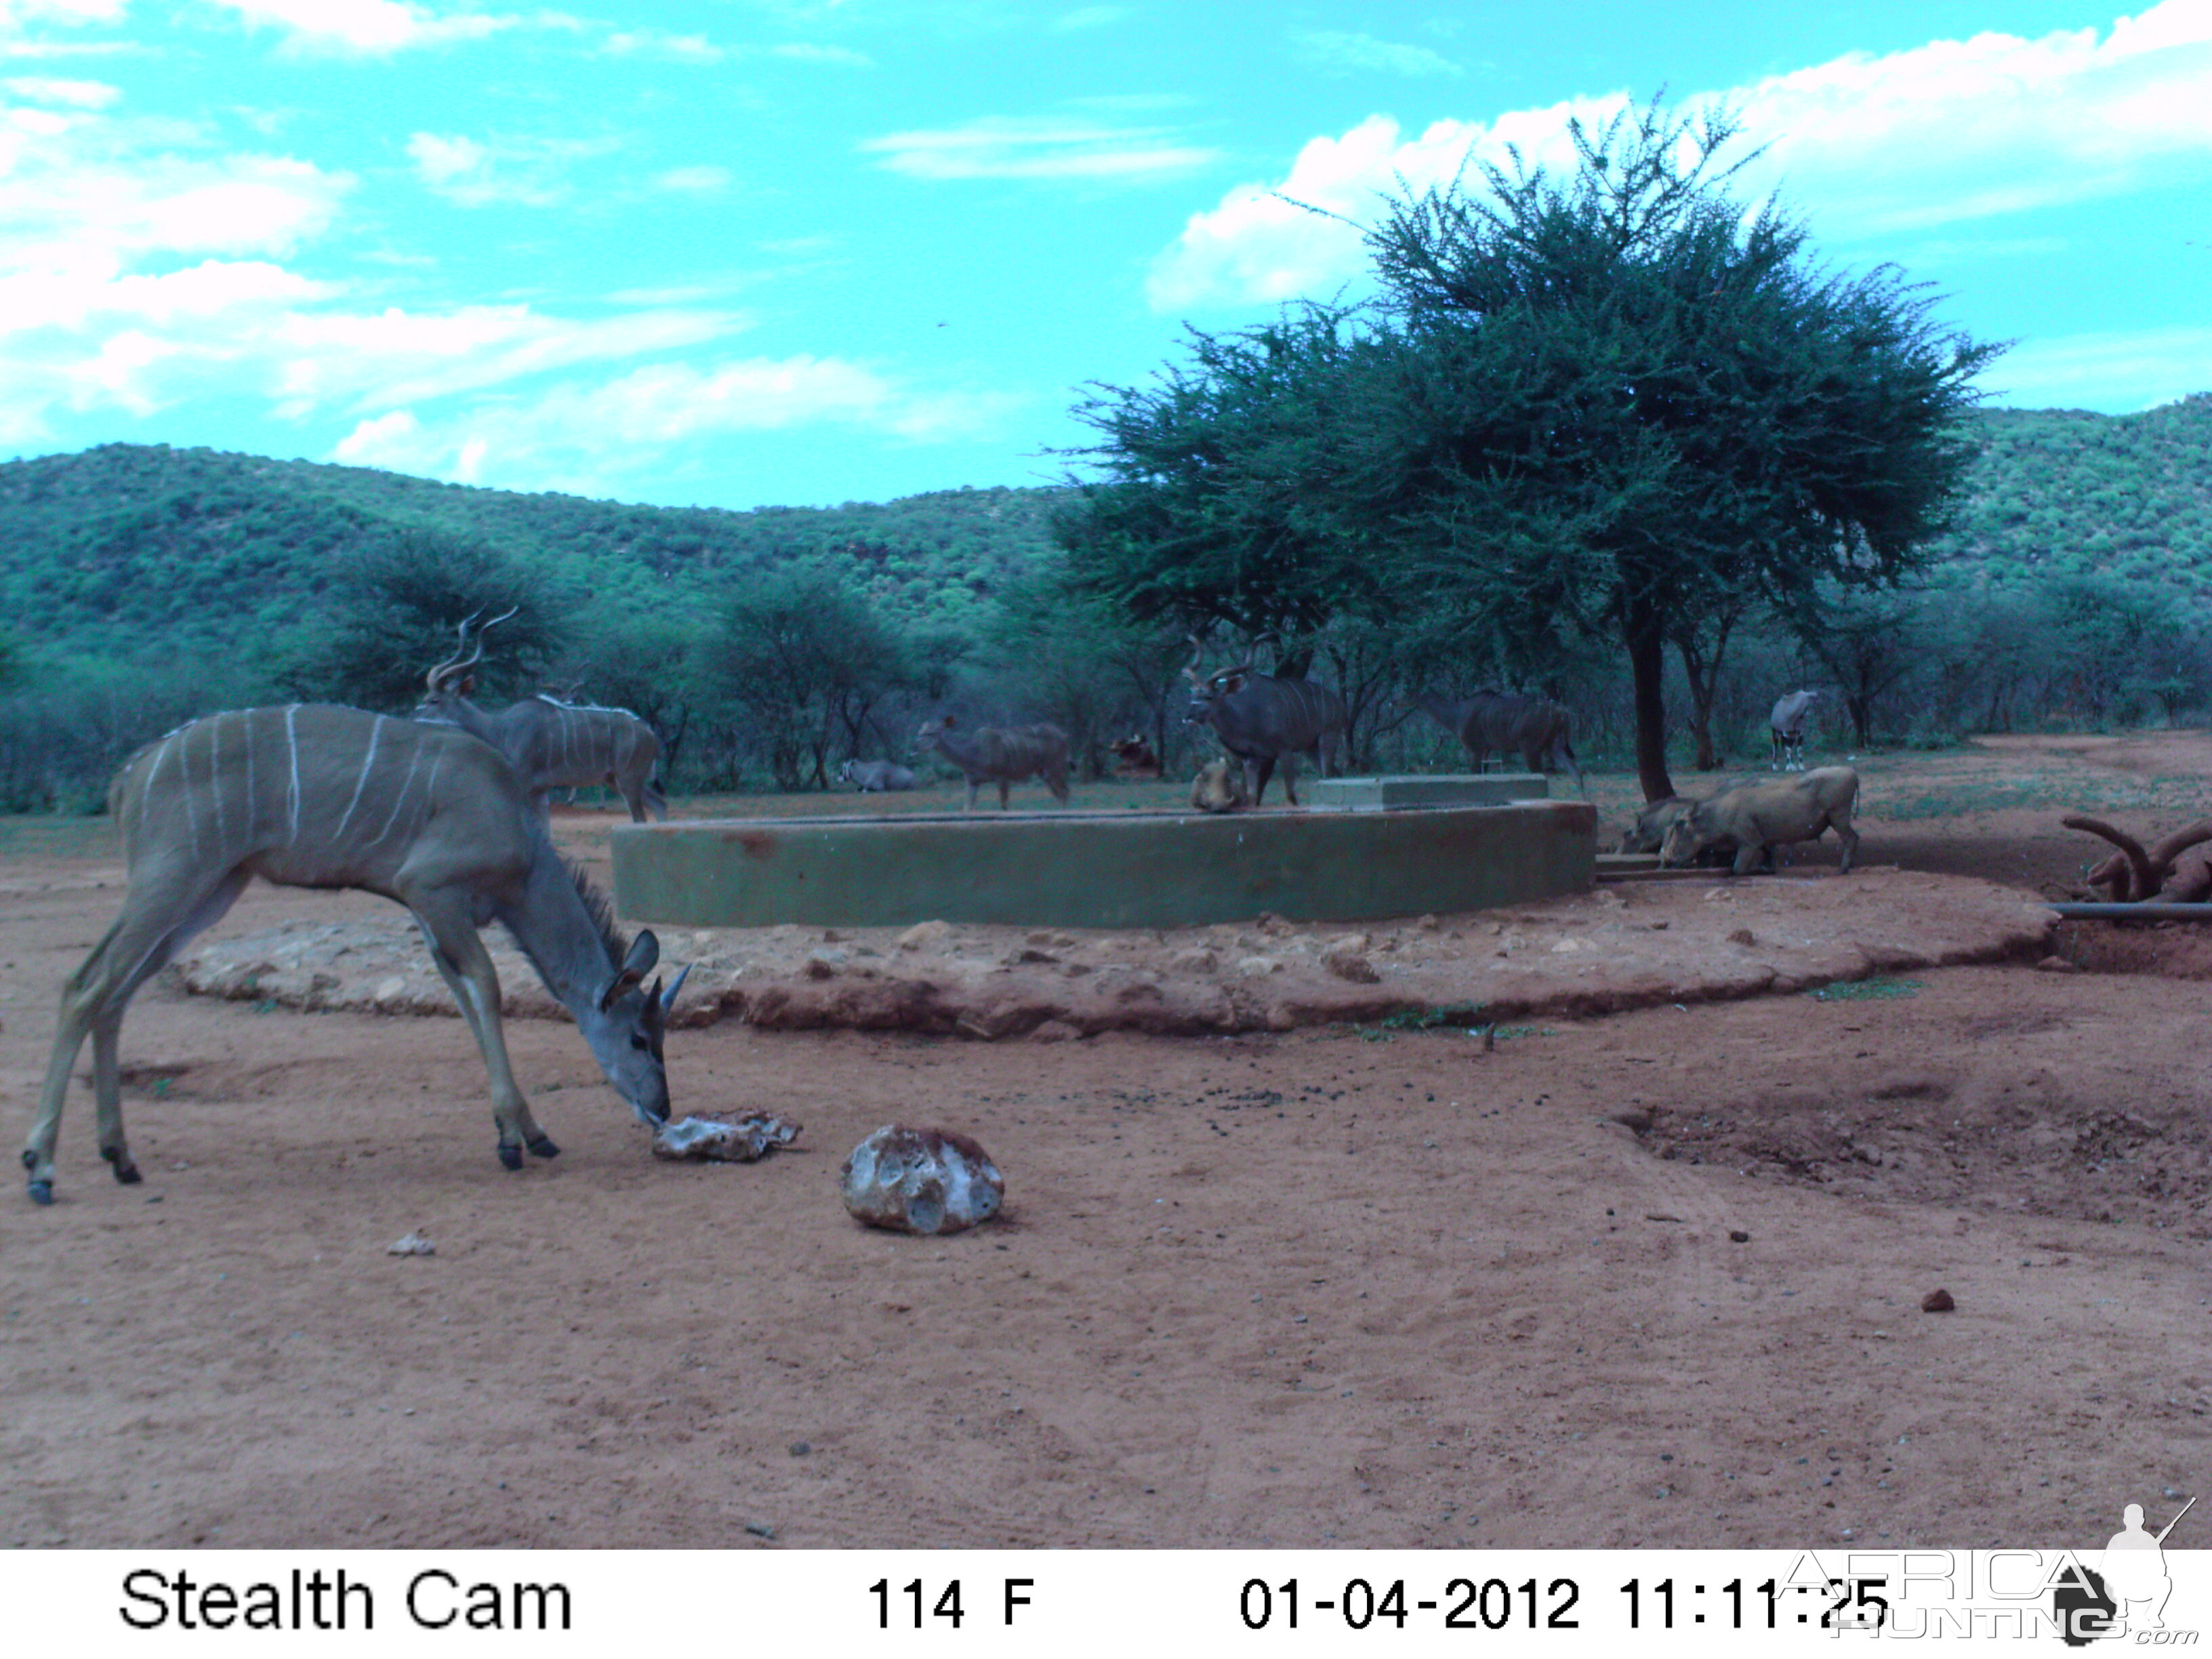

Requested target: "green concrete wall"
[{"left": 613, "top": 801, "right": 1596, "bottom": 930}]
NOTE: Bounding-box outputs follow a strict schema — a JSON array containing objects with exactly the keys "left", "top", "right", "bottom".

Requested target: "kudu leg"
[
  {"left": 24, "top": 865, "right": 249, "bottom": 1204},
  {"left": 405, "top": 901, "right": 558, "bottom": 1170}
]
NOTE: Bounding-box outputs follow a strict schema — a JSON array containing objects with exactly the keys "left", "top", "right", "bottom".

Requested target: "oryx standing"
[
  {"left": 1770, "top": 689, "right": 1820, "bottom": 771},
  {"left": 418, "top": 612, "right": 668, "bottom": 822},
  {"left": 23, "top": 704, "right": 685, "bottom": 1206}
]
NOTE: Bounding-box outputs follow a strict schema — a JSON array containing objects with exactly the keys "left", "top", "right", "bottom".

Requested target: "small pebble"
[
  {"left": 1921, "top": 1288, "right": 1955, "bottom": 1313},
  {"left": 1729, "top": 1229, "right": 1750, "bottom": 1243}
]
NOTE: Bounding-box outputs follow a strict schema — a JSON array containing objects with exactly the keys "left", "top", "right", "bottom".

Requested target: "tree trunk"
[
  {"left": 1672, "top": 605, "right": 1738, "bottom": 771},
  {"left": 1625, "top": 595, "right": 1675, "bottom": 803}
]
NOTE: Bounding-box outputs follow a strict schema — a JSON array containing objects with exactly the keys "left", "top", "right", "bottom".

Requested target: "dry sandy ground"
[{"left": 2, "top": 735, "right": 2207, "bottom": 1550}]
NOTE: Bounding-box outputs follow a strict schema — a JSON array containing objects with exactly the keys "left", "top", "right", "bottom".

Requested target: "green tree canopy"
[
  {"left": 1059, "top": 96, "right": 2002, "bottom": 801},
  {"left": 1361, "top": 98, "right": 2001, "bottom": 798}
]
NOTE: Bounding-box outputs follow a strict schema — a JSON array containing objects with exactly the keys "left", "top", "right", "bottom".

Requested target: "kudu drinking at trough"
[
  {"left": 914, "top": 715, "right": 1071, "bottom": 811},
  {"left": 417, "top": 611, "right": 668, "bottom": 822},
  {"left": 24, "top": 705, "right": 686, "bottom": 1205},
  {"left": 1181, "top": 636, "right": 1346, "bottom": 807},
  {"left": 1408, "top": 690, "right": 1585, "bottom": 793}
]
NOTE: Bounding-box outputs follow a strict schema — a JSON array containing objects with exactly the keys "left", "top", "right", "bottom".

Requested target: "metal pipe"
[{"left": 2048, "top": 902, "right": 2212, "bottom": 922}]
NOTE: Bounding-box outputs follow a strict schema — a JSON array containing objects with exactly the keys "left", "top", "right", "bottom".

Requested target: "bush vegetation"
[{"left": 3, "top": 388, "right": 2209, "bottom": 813}]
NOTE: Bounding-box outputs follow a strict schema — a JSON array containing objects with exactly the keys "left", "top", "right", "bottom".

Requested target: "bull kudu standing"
[
  {"left": 23, "top": 704, "right": 686, "bottom": 1205},
  {"left": 418, "top": 611, "right": 668, "bottom": 822},
  {"left": 1183, "top": 636, "right": 1346, "bottom": 807}
]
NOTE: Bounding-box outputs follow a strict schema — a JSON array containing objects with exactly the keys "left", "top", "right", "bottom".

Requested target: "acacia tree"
[
  {"left": 1056, "top": 303, "right": 1388, "bottom": 644},
  {"left": 703, "top": 565, "right": 923, "bottom": 790},
  {"left": 1362, "top": 98, "right": 2001, "bottom": 800}
]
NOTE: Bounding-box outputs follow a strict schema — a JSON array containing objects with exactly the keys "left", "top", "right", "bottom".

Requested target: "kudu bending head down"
[
  {"left": 1181, "top": 633, "right": 1345, "bottom": 808},
  {"left": 23, "top": 703, "right": 687, "bottom": 1205}
]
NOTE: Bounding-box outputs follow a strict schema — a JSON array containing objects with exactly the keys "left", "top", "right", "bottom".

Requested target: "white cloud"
[
  {"left": 330, "top": 356, "right": 1023, "bottom": 493},
  {"left": 201, "top": 0, "right": 518, "bottom": 57},
  {"left": 652, "top": 164, "right": 729, "bottom": 194},
  {"left": 1288, "top": 29, "right": 1462, "bottom": 79},
  {"left": 861, "top": 115, "right": 1221, "bottom": 181},
  {"left": 1984, "top": 323, "right": 2212, "bottom": 410},
  {"left": 0, "top": 0, "right": 125, "bottom": 28},
  {"left": 3, "top": 74, "right": 115, "bottom": 104},
  {"left": 270, "top": 303, "right": 743, "bottom": 416},
  {"left": 1150, "top": 1, "right": 2212, "bottom": 310},
  {"left": 405, "top": 129, "right": 617, "bottom": 206},
  {"left": 1147, "top": 102, "right": 1605, "bottom": 309},
  {"left": 0, "top": 79, "right": 758, "bottom": 452},
  {"left": 769, "top": 41, "right": 869, "bottom": 66},
  {"left": 602, "top": 28, "right": 723, "bottom": 62}
]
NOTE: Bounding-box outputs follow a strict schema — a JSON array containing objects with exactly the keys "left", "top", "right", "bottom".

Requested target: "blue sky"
[{"left": 0, "top": 0, "right": 2205, "bottom": 510}]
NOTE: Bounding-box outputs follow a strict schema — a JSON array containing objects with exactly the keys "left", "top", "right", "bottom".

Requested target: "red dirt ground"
[{"left": 2, "top": 735, "right": 2206, "bottom": 1549}]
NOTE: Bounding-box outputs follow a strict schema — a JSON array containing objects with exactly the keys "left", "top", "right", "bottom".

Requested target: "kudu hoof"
[
  {"left": 525, "top": 1134, "right": 560, "bottom": 1161},
  {"left": 26, "top": 1179, "right": 54, "bottom": 1206},
  {"left": 102, "top": 1147, "right": 142, "bottom": 1185},
  {"left": 497, "top": 1143, "right": 525, "bottom": 1172}
]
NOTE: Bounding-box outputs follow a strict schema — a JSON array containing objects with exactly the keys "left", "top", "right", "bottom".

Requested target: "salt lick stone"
[
  {"left": 652, "top": 1111, "right": 802, "bottom": 1162},
  {"left": 840, "top": 1124, "right": 1004, "bottom": 1236}
]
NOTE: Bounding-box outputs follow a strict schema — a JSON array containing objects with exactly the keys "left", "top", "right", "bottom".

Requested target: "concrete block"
[
  {"left": 613, "top": 801, "right": 1596, "bottom": 930},
  {"left": 1308, "top": 773, "right": 1549, "bottom": 811}
]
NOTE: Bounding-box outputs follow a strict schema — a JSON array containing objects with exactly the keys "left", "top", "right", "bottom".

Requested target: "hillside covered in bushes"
[{"left": 0, "top": 394, "right": 2207, "bottom": 811}]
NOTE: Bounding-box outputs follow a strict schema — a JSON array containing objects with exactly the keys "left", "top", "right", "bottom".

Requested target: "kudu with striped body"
[
  {"left": 418, "top": 612, "right": 668, "bottom": 822},
  {"left": 913, "top": 716, "right": 1071, "bottom": 811},
  {"left": 1181, "top": 637, "right": 1346, "bottom": 807},
  {"left": 1408, "top": 690, "right": 1585, "bottom": 793},
  {"left": 24, "top": 704, "right": 684, "bottom": 1205}
]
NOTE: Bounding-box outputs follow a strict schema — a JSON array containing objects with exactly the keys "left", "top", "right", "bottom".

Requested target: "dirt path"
[{"left": 2, "top": 737, "right": 2206, "bottom": 1549}]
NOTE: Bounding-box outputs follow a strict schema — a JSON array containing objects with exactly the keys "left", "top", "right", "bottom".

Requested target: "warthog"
[
  {"left": 838, "top": 758, "right": 916, "bottom": 793},
  {"left": 1660, "top": 766, "right": 1861, "bottom": 876},
  {"left": 1770, "top": 689, "right": 1820, "bottom": 771},
  {"left": 1107, "top": 735, "right": 1162, "bottom": 780},
  {"left": 1189, "top": 758, "right": 1249, "bottom": 814},
  {"left": 1618, "top": 793, "right": 1742, "bottom": 865},
  {"left": 914, "top": 715, "right": 1071, "bottom": 811},
  {"left": 1410, "top": 691, "right": 1584, "bottom": 792}
]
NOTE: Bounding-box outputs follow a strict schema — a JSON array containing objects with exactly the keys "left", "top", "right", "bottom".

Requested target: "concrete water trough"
[{"left": 613, "top": 792, "right": 1597, "bottom": 931}]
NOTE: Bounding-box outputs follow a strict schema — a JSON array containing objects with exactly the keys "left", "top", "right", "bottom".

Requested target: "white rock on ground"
[{"left": 840, "top": 1125, "right": 1004, "bottom": 1235}]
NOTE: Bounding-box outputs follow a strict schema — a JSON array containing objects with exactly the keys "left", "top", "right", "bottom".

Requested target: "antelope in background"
[
  {"left": 418, "top": 611, "right": 668, "bottom": 822},
  {"left": 1770, "top": 689, "right": 1820, "bottom": 771},
  {"left": 914, "top": 715, "right": 1071, "bottom": 811},
  {"left": 24, "top": 703, "right": 685, "bottom": 1205},
  {"left": 1407, "top": 689, "right": 1586, "bottom": 794},
  {"left": 1181, "top": 635, "right": 1346, "bottom": 807}
]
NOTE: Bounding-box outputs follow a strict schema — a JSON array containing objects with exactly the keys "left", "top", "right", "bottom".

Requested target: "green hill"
[
  {"left": 5, "top": 394, "right": 2209, "bottom": 673},
  {"left": 0, "top": 443, "right": 1067, "bottom": 667},
  {"left": 1926, "top": 393, "right": 2212, "bottom": 596}
]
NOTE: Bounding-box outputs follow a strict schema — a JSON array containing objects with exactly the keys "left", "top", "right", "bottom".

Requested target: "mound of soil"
[{"left": 171, "top": 869, "right": 2055, "bottom": 1038}]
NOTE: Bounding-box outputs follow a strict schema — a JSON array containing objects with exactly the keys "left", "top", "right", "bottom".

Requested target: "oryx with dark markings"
[
  {"left": 1181, "top": 636, "right": 1345, "bottom": 808},
  {"left": 417, "top": 611, "right": 668, "bottom": 822},
  {"left": 23, "top": 703, "right": 687, "bottom": 1205},
  {"left": 1770, "top": 689, "right": 1820, "bottom": 772}
]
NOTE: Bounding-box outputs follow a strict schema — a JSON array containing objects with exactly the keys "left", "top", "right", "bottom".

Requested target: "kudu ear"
[{"left": 598, "top": 929, "right": 661, "bottom": 1012}]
